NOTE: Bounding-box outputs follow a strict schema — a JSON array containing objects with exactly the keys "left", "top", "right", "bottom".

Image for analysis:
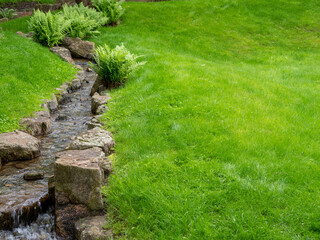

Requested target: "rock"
[
  {"left": 86, "top": 122, "right": 102, "bottom": 130},
  {"left": 71, "top": 79, "right": 82, "bottom": 90},
  {"left": 91, "top": 93, "right": 111, "bottom": 115},
  {"left": 34, "top": 111, "right": 50, "bottom": 118},
  {"left": 50, "top": 47, "right": 75, "bottom": 65},
  {"left": 55, "top": 147, "right": 105, "bottom": 210},
  {"left": 23, "top": 171, "right": 44, "bottom": 181},
  {"left": 0, "top": 131, "right": 40, "bottom": 164},
  {"left": 74, "top": 65, "right": 83, "bottom": 70},
  {"left": 90, "top": 77, "right": 105, "bottom": 96},
  {"left": 86, "top": 67, "right": 92, "bottom": 72},
  {"left": 52, "top": 93, "right": 58, "bottom": 106},
  {"left": 101, "top": 157, "right": 112, "bottom": 176},
  {"left": 16, "top": 31, "right": 27, "bottom": 38},
  {"left": 48, "top": 175, "right": 55, "bottom": 201},
  {"left": 68, "top": 127, "right": 115, "bottom": 154},
  {"left": 0, "top": 18, "right": 9, "bottom": 23},
  {"left": 41, "top": 102, "right": 49, "bottom": 112},
  {"left": 47, "top": 100, "right": 57, "bottom": 113},
  {"left": 62, "top": 37, "right": 95, "bottom": 60},
  {"left": 74, "top": 216, "right": 112, "bottom": 240},
  {"left": 19, "top": 117, "right": 52, "bottom": 136},
  {"left": 55, "top": 204, "right": 91, "bottom": 240},
  {"left": 96, "top": 105, "right": 108, "bottom": 115}
]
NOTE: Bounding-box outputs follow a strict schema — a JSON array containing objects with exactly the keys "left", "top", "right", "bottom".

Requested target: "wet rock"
[
  {"left": 55, "top": 204, "right": 91, "bottom": 240},
  {"left": 19, "top": 117, "right": 52, "bottom": 136},
  {"left": 55, "top": 114, "right": 68, "bottom": 121},
  {"left": 62, "top": 37, "right": 95, "bottom": 60},
  {"left": 23, "top": 171, "right": 44, "bottom": 181},
  {"left": 34, "top": 111, "right": 50, "bottom": 118},
  {"left": 48, "top": 175, "right": 55, "bottom": 201},
  {"left": 71, "top": 79, "right": 82, "bottom": 90},
  {"left": 68, "top": 127, "right": 115, "bottom": 154},
  {"left": 86, "top": 122, "right": 102, "bottom": 130},
  {"left": 90, "top": 77, "right": 105, "bottom": 96},
  {"left": 55, "top": 147, "right": 105, "bottom": 210},
  {"left": 0, "top": 131, "right": 40, "bottom": 164},
  {"left": 91, "top": 93, "right": 111, "bottom": 115},
  {"left": 74, "top": 216, "right": 112, "bottom": 240},
  {"left": 86, "top": 67, "right": 93, "bottom": 72},
  {"left": 50, "top": 46, "right": 75, "bottom": 65}
]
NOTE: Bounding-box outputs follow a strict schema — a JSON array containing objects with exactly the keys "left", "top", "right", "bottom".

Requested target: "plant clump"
[
  {"left": 59, "top": 3, "right": 108, "bottom": 39},
  {"left": 0, "top": 8, "right": 17, "bottom": 19},
  {"left": 92, "top": 0, "right": 124, "bottom": 25},
  {"left": 91, "top": 44, "right": 145, "bottom": 87},
  {"left": 28, "top": 10, "right": 70, "bottom": 48}
]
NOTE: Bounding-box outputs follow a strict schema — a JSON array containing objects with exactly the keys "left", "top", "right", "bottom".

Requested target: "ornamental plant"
[
  {"left": 92, "top": 0, "right": 124, "bottom": 25},
  {"left": 91, "top": 44, "right": 145, "bottom": 87},
  {"left": 0, "top": 8, "right": 17, "bottom": 19},
  {"left": 28, "top": 10, "right": 70, "bottom": 47},
  {"left": 59, "top": 3, "right": 108, "bottom": 38}
]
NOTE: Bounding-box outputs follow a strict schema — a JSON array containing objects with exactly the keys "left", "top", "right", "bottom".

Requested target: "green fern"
[
  {"left": 0, "top": 8, "right": 17, "bottom": 19},
  {"left": 60, "top": 3, "right": 108, "bottom": 38},
  {"left": 91, "top": 44, "right": 145, "bottom": 86},
  {"left": 28, "top": 10, "right": 70, "bottom": 47},
  {"left": 92, "top": 0, "right": 124, "bottom": 25}
]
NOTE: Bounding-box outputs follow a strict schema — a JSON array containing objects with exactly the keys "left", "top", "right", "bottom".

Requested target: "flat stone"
[
  {"left": 74, "top": 216, "right": 112, "bottom": 240},
  {"left": 67, "top": 127, "right": 115, "bottom": 154},
  {"left": 91, "top": 93, "right": 111, "bottom": 115},
  {"left": 0, "top": 131, "right": 40, "bottom": 164},
  {"left": 96, "top": 105, "right": 108, "bottom": 115},
  {"left": 86, "top": 122, "right": 102, "bottom": 130},
  {"left": 55, "top": 147, "right": 105, "bottom": 210},
  {"left": 23, "top": 171, "right": 44, "bottom": 181},
  {"left": 50, "top": 46, "right": 75, "bottom": 65},
  {"left": 19, "top": 117, "right": 52, "bottom": 136}
]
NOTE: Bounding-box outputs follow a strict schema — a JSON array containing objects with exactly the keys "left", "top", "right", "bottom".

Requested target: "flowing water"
[{"left": 0, "top": 59, "right": 95, "bottom": 239}]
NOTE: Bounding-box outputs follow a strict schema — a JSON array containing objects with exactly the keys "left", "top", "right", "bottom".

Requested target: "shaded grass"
[
  {"left": 92, "top": 0, "right": 320, "bottom": 239},
  {"left": 0, "top": 19, "right": 76, "bottom": 133}
]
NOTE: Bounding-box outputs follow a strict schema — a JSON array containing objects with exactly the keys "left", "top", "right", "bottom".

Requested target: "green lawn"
[
  {"left": 0, "top": 18, "right": 76, "bottom": 132},
  {"left": 1, "top": 0, "right": 320, "bottom": 239},
  {"left": 92, "top": 0, "right": 320, "bottom": 239}
]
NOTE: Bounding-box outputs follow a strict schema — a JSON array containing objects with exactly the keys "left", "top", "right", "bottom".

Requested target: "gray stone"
[
  {"left": 19, "top": 117, "right": 52, "bottom": 136},
  {"left": 90, "top": 77, "right": 105, "bottom": 96},
  {"left": 91, "top": 93, "right": 111, "bottom": 115},
  {"left": 71, "top": 79, "right": 82, "bottom": 90},
  {"left": 74, "top": 216, "right": 112, "bottom": 240},
  {"left": 0, "top": 131, "right": 40, "bottom": 164},
  {"left": 50, "top": 46, "right": 75, "bottom": 65},
  {"left": 23, "top": 171, "right": 44, "bottom": 181},
  {"left": 55, "top": 147, "right": 105, "bottom": 210},
  {"left": 52, "top": 93, "right": 58, "bottom": 106},
  {"left": 34, "top": 111, "right": 50, "bottom": 118},
  {"left": 68, "top": 127, "right": 114, "bottom": 154},
  {"left": 96, "top": 105, "right": 108, "bottom": 115},
  {"left": 62, "top": 37, "right": 95, "bottom": 60},
  {"left": 86, "top": 122, "right": 102, "bottom": 130},
  {"left": 0, "top": 18, "right": 9, "bottom": 23},
  {"left": 47, "top": 100, "right": 57, "bottom": 113}
]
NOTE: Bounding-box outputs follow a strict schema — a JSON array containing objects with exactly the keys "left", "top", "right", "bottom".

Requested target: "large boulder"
[
  {"left": 74, "top": 216, "right": 112, "bottom": 240},
  {"left": 0, "top": 131, "right": 40, "bottom": 164},
  {"left": 19, "top": 117, "right": 52, "bottom": 136},
  {"left": 91, "top": 93, "right": 111, "bottom": 115},
  {"left": 62, "top": 37, "right": 95, "bottom": 60},
  {"left": 67, "top": 127, "right": 115, "bottom": 154},
  {"left": 50, "top": 46, "right": 75, "bottom": 65},
  {"left": 54, "top": 147, "right": 105, "bottom": 211}
]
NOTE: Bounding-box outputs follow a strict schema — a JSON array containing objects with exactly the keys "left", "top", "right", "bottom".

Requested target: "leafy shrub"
[
  {"left": 92, "top": 0, "right": 124, "bottom": 25},
  {"left": 0, "top": 8, "right": 17, "bottom": 19},
  {"left": 28, "top": 10, "right": 70, "bottom": 47},
  {"left": 59, "top": 3, "right": 108, "bottom": 39},
  {"left": 91, "top": 44, "right": 145, "bottom": 86}
]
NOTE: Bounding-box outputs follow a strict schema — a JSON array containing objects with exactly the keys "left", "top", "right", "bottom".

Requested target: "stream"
[{"left": 0, "top": 59, "right": 95, "bottom": 239}]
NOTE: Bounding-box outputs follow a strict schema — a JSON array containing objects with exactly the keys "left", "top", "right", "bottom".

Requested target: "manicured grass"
[
  {"left": 0, "top": 18, "right": 76, "bottom": 133},
  {"left": 90, "top": 0, "right": 320, "bottom": 239}
]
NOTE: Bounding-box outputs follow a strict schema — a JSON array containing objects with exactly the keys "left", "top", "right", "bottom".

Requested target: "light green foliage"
[
  {"left": 0, "top": 8, "right": 16, "bottom": 19},
  {"left": 28, "top": 10, "right": 70, "bottom": 47},
  {"left": 90, "top": 0, "right": 320, "bottom": 239},
  {"left": 0, "top": 20, "right": 76, "bottom": 132},
  {"left": 59, "top": 3, "right": 108, "bottom": 39},
  {"left": 92, "top": 0, "right": 124, "bottom": 25},
  {"left": 91, "top": 44, "right": 145, "bottom": 85}
]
